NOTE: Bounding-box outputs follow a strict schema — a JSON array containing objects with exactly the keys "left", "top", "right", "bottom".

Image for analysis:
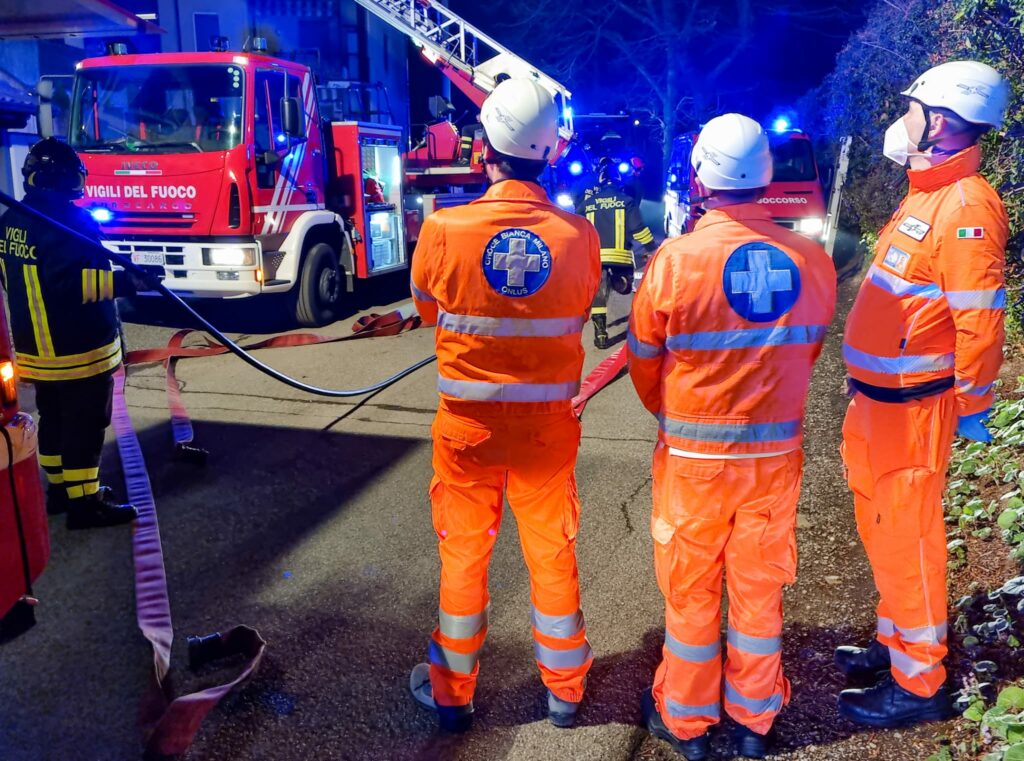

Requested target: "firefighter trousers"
[
  {"left": 842, "top": 390, "right": 956, "bottom": 698},
  {"left": 33, "top": 371, "right": 115, "bottom": 501},
  {"left": 591, "top": 263, "right": 634, "bottom": 318},
  {"left": 427, "top": 401, "right": 592, "bottom": 708},
  {"left": 650, "top": 443, "right": 802, "bottom": 739}
]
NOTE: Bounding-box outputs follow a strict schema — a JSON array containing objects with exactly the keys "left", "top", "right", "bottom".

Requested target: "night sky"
[{"left": 447, "top": 1, "right": 869, "bottom": 125}]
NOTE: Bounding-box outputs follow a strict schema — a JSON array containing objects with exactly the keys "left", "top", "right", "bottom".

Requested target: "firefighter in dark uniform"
[
  {"left": 577, "top": 158, "right": 657, "bottom": 348},
  {"left": 0, "top": 138, "right": 139, "bottom": 529}
]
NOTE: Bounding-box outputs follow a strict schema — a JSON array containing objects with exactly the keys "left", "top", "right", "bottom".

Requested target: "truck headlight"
[
  {"left": 203, "top": 247, "right": 254, "bottom": 266},
  {"left": 796, "top": 217, "right": 825, "bottom": 237}
]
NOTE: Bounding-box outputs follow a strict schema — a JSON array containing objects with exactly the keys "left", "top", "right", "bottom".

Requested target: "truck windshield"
[
  {"left": 71, "top": 64, "right": 244, "bottom": 154},
  {"left": 770, "top": 138, "right": 817, "bottom": 182}
]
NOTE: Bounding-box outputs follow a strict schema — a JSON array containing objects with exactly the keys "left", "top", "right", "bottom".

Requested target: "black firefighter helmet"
[
  {"left": 596, "top": 156, "right": 622, "bottom": 187},
  {"left": 22, "top": 138, "right": 87, "bottom": 199}
]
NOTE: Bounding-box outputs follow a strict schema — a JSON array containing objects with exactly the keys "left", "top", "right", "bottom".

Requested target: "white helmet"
[
  {"left": 480, "top": 78, "right": 559, "bottom": 161},
  {"left": 902, "top": 60, "right": 1009, "bottom": 129},
  {"left": 691, "top": 113, "right": 773, "bottom": 191}
]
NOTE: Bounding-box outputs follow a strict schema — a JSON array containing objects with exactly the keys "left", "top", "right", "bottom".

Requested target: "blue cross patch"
[
  {"left": 722, "top": 242, "right": 801, "bottom": 322},
  {"left": 482, "top": 228, "right": 552, "bottom": 298}
]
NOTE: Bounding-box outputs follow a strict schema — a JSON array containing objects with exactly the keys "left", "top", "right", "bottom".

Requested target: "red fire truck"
[
  {"left": 38, "top": 1, "right": 572, "bottom": 326},
  {"left": 663, "top": 124, "right": 829, "bottom": 243}
]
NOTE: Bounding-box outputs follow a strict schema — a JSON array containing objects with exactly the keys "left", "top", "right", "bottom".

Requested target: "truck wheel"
[{"left": 294, "top": 243, "right": 343, "bottom": 327}]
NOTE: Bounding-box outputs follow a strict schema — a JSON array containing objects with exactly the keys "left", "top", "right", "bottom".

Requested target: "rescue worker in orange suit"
[
  {"left": 0, "top": 139, "right": 139, "bottom": 529},
  {"left": 578, "top": 158, "right": 657, "bottom": 349},
  {"left": 628, "top": 114, "right": 837, "bottom": 760},
  {"left": 836, "top": 61, "right": 1011, "bottom": 727},
  {"left": 408, "top": 78, "right": 601, "bottom": 732}
]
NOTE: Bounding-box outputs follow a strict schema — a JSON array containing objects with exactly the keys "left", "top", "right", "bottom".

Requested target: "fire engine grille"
[
  {"left": 113, "top": 211, "right": 196, "bottom": 229},
  {"left": 111, "top": 243, "right": 186, "bottom": 267}
]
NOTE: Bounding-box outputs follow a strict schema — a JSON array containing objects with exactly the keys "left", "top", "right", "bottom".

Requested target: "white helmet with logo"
[
  {"left": 691, "top": 113, "right": 773, "bottom": 191},
  {"left": 902, "top": 60, "right": 1009, "bottom": 129},
  {"left": 480, "top": 78, "right": 559, "bottom": 161}
]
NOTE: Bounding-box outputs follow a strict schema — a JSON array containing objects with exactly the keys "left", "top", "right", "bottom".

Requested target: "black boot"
[
  {"left": 66, "top": 488, "right": 138, "bottom": 530},
  {"left": 838, "top": 675, "right": 954, "bottom": 728},
  {"left": 592, "top": 314, "right": 609, "bottom": 350},
  {"left": 835, "top": 640, "right": 891, "bottom": 680},
  {"left": 735, "top": 724, "right": 773, "bottom": 759},
  {"left": 46, "top": 486, "right": 69, "bottom": 516},
  {"left": 641, "top": 688, "right": 711, "bottom": 761}
]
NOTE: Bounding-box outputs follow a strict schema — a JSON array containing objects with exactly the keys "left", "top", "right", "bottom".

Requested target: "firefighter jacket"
[
  {"left": 0, "top": 195, "right": 133, "bottom": 382},
  {"left": 628, "top": 203, "right": 837, "bottom": 456},
  {"left": 577, "top": 184, "right": 655, "bottom": 266},
  {"left": 411, "top": 180, "right": 601, "bottom": 411},
  {"left": 843, "top": 145, "right": 1008, "bottom": 416}
]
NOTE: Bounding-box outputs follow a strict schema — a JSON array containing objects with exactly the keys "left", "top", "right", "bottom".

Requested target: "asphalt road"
[{"left": 0, "top": 273, "right": 945, "bottom": 761}]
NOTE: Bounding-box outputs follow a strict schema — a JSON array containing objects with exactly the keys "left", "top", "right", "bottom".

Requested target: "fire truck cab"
[
  {"left": 55, "top": 49, "right": 407, "bottom": 326},
  {"left": 663, "top": 126, "right": 828, "bottom": 243}
]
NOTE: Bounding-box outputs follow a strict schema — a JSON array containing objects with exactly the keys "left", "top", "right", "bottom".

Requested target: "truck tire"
[{"left": 294, "top": 243, "right": 343, "bottom": 327}]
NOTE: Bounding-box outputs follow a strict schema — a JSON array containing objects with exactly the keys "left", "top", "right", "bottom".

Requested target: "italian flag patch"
[{"left": 957, "top": 227, "right": 985, "bottom": 239}]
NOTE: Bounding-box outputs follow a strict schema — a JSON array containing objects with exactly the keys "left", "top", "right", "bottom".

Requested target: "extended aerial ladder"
[{"left": 352, "top": 0, "right": 573, "bottom": 140}]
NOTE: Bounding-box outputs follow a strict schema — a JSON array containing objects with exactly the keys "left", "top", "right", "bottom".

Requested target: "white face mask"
[{"left": 883, "top": 117, "right": 931, "bottom": 166}]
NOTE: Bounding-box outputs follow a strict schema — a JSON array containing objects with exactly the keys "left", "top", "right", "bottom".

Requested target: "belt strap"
[{"left": 849, "top": 376, "right": 954, "bottom": 404}]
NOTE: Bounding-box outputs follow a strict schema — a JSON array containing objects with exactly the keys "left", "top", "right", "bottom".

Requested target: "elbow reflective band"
[
  {"left": 956, "top": 378, "right": 995, "bottom": 397},
  {"left": 627, "top": 331, "right": 663, "bottom": 359},
  {"left": 945, "top": 288, "right": 1006, "bottom": 310},
  {"left": 866, "top": 266, "right": 943, "bottom": 300},
  {"left": 411, "top": 283, "right": 435, "bottom": 302}
]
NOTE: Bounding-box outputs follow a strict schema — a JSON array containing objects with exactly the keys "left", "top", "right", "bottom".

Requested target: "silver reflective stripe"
[
  {"left": 867, "top": 265, "right": 943, "bottom": 300},
  {"left": 665, "top": 632, "right": 721, "bottom": 663},
  {"left": 877, "top": 617, "right": 947, "bottom": 645},
  {"left": 659, "top": 415, "right": 800, "bottom": 444},
  {"left": 628, "top": 331, "right": 663, "bottom": 359},
  {"left": 665, "top": 324, "right": 828, "bottom": 351},
  {"left": 843, "top": 344, "right": 955, "bottom": 375},
  {"left": 411, "top": 283, "right": 435, "bottom": 302},
  {"left": 946, "top": 288, "right": 1006, "bottom": 310},
  {"left": 956, "top": 378, "right": 995, "bottom": 397},
  {"left": 438, "top": 377, "right": 580, "bottom": 402},
  {"left": 724, "top": 681, "right": 784, "bottom": 715},
  {"left": 665, "top": 697, "right": 721, "bottom": 718},
  {"left": 889, "top": 647, "right": 942, "bottom": 679},
  {"left": 727, "top": 627, "right": 781, "bottom": 656},
  {"left": 438, "top": 311, "right": 584, "bottom": 338},
  {"left": 531, "top": 607, "right": 585, "bottom": 639},
  {"left": 429, "top": 640, "right": 480, "bottom": 675},
  {"left": 533, "top": 641, "right": 593, "bottom": 670},
  {"left": 439, "top": 606, "right": 488, "bottom": 640}
]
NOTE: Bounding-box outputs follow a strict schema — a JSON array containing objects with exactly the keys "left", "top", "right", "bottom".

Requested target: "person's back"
[
  {"left": 416, "top": 180, "right": 600, "bottom": 411},
  {"left": 408, "top": 78, "right": 601, "bottom": 735},
  {"left": 634, "top": 203, "right": 836, "bottom": 455},
  {"left": 628, "top": 114, "right": 836, "bottom": 760}
]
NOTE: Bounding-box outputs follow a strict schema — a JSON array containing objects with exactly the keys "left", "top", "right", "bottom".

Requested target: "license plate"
[{"left": 131, "top": 252, "right": 164, "bottom": 266}]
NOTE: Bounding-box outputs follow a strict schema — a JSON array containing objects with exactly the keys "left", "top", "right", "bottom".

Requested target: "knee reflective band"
[
  {"left": 728, "top": 627, "right": 781, "bottom": 656},
  {"left": 665, "top": 632, "right": 720, "bottom": 664},
  {"left": 531, "top": 605, "right": 592, "bottom": 671}
]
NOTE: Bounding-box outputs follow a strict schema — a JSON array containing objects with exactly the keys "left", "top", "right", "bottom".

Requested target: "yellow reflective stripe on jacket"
[
  {"left": 104, "top": 270, "right": 115, "bottom": 299},
  {"left": 615, "top": 208, "right": 625, "bottom": 251},
  {"left": 586, "top": 211, "right": 595, "bottom": 226},
  {"left": 82, "top": 269, "right": 113, "bottom": 303},
  {"left": 38, "top": 454, "right": 62, "bottom": 468},
  {"left": 16, "top": 349, "right": 121, "bottom": 381},
  {"left": 635, "top": 226, "right": 654, "bottom": 245},
  {"left": 16, "top": 335, "right": 120, "bottom": 368},
  {"left": 599, "top": 248, "right": 634, "bottom": 266},
  {"left": 23, "top": 265, "right": 55, "bottom": 357},
  {"left": 82, "top": 269, "right": 95, "bottom": 303}
]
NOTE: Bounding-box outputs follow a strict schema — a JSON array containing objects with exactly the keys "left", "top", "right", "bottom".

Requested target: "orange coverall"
[
  {"left": 629, "top": 203, "right": 836, "bottom": 739},
  {"left": 411, "top": 179, "right": 602, "bottom": 709},
  {"left": 842, "top": 145, "right": 1008, "bottom": 697}
]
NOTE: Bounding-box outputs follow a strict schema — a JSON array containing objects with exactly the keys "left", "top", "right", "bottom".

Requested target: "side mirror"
[
  {"left": 282, "top": 97, "right": 301, "bottom": 136},
  {"left": 36, "top": 78, "right": 56, "bottom": 139}
]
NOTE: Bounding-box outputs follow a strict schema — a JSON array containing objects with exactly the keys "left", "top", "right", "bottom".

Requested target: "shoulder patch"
[
  {"left": 897, "top": 216, "right": 931, "bottom": 241},
  {"left": 722, "top": 242, "right": 801, "bottom": 322},
  {"left": 482, "top": 228, "right": 552, "bottom": 298}
]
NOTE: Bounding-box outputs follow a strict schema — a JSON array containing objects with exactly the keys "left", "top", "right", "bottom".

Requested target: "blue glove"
[{"left": 957, "top": 410, "right": 993, "bottom": 443}]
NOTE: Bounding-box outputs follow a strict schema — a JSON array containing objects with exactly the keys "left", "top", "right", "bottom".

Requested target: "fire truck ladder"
[{"left": 352, "top": 0, "right": 573, "bottom": 137}]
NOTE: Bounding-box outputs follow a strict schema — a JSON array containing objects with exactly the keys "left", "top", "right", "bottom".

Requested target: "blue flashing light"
[
  {"left": 568, "top": 160, "right": 583, "bottom": 176},
  {"left": 562, "top": 106, "right": 573, "bottom": 120},
  {"left": 772, "top": 117, "right": 791, "bottom": 133},
  {"left": 669, "top": 173, "right": 678, "bottom": 183},
  {"left": 556, "top": 192, "right": 574, "bottom": 209},
  {"left": 618, "top": 161, "right": 631, "bottom": 175},
  {"left": 275, "top": 133, "right": 287, "bottom": 144},
  {"left": 89, "top": 207, "right": 113, "bottom": 224}
]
